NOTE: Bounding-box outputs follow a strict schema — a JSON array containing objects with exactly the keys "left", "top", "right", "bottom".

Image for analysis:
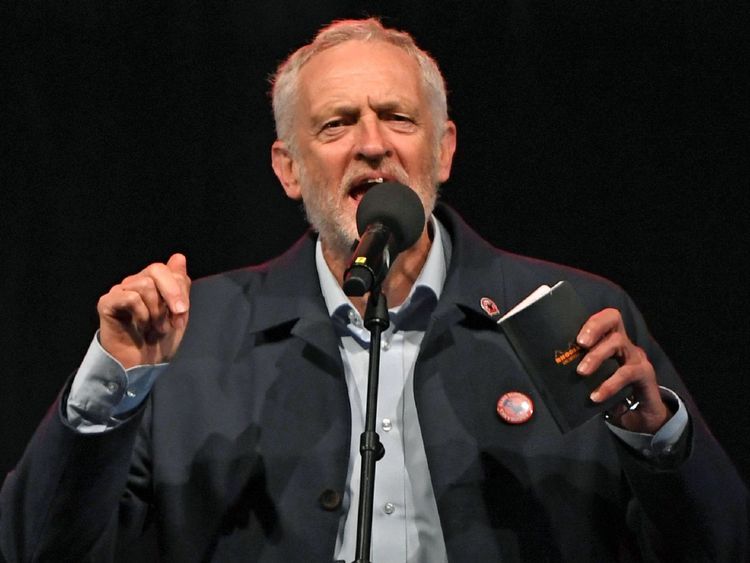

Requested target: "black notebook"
[{"left": 499, "top": 281, "right": 632, "bottom": 432}]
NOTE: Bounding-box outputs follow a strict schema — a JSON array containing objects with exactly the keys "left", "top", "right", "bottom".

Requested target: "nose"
[{"left": 354, "top": 117, "right": 392, "bottom": 164}]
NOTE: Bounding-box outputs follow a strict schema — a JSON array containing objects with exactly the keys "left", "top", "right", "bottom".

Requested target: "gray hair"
[{"left": 271, "top": 18, "right": 449, "bottom": 151}]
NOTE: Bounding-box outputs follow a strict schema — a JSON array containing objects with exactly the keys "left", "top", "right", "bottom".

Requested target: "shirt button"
[
  {"left": 381, "top": 339, "right": 390, "bottom": 351},
  {"left": 126, "top": 389, "right": 136, "bottom": 398},
  {"left": 381, "top": 418, "right": 392, "bottom": 432},
  {"left": 640, "top": 448, "right": 653, "bottom": 458},
  {"left": 105, "top": 382, "right": 119, "bottom": 393},
  {"left": 383, "top": 502, "right": 395, "bottom": 515},
  {"left": 347, "top": 309, "right": 362, "bottom": 327}
]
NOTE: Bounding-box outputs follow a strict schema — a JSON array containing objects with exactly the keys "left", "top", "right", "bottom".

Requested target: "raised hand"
[{"left": 97, "top": 253, "right": 191, "bottom": 369}]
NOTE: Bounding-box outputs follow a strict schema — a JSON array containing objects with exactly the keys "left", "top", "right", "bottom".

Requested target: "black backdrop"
[{"left": 2, "top": 1, "right": 748, "bottom": 487}]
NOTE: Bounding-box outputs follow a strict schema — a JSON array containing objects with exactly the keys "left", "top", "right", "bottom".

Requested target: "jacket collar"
[
  {"left": 431, "top": 204, "right": 507, "bottom": 331},
  {"left": 241, "top": 204, "right": 507, "bottom": 353},
  {"left": 241, "top": 231, "right": 340, "bottom": 358}
]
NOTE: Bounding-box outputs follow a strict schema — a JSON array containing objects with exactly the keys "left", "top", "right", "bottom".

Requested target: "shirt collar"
[{"left": 315, "top": 215, "right": 452, "bottom": 333}]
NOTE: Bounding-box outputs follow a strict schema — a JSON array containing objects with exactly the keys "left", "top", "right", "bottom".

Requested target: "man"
[{"left": 1, "top": 18, "right": 747, "bottom": 563}]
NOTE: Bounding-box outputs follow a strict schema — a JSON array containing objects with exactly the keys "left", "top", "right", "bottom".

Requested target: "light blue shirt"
[
  {"left": 67, "top": 339, "right": 165, "bottom": 433},
  {"left": 318, "top": 217, "right": 451, "bottom": 563}
]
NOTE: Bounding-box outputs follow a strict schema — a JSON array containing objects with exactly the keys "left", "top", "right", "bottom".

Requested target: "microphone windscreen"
[{"left": 356, "top": 182, "right": 425, "bottom": 253}]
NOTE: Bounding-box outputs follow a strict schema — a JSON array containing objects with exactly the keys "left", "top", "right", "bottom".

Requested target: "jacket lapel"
[
  {"left": 416, "top": 206, "right": 527, "bottom": 561},
  {"left": 242, "top": 231, "right": 341, "bottom": 365}
]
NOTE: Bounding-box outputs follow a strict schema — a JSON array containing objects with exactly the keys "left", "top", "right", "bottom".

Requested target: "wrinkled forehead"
[{"left": 296, "top": 40, "right": 424, "bottom": 107}]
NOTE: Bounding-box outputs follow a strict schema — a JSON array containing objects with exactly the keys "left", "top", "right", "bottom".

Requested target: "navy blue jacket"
[{"left": 2, "top": 205, "right": 748, "bottom": 562}]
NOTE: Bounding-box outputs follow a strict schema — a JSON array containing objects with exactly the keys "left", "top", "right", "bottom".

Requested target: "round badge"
[{"left": 496, "top": 391, "right": 534, "bottom": 424}]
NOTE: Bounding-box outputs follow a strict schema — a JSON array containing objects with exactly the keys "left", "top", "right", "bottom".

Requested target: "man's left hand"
[{"left": 576, "top": 308, "right": 671, "bottom": 434}]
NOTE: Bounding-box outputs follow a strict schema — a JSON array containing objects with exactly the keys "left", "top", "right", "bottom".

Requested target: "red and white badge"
[
  {"left": 480, "top": 297, "right": 500, "bottom": 319},
  {"left": 496, "top": 391, "right": 534, "bottom": 424}
]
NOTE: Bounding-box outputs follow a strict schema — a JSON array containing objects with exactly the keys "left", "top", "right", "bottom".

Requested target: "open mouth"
[{"left": 348, "top": 177, "right": 385, "bottom": 201}]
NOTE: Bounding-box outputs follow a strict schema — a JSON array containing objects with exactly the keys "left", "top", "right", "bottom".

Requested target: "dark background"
[{"left": 2, "top": 1, "right": 748, "bottom": 487}]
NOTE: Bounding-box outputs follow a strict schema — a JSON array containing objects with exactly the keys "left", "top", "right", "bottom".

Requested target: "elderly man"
[{"left": 1, "top": 18, "right": 747, "bottom": 563}]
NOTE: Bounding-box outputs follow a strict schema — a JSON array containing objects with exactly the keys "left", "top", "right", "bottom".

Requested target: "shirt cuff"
[
  {"left": 605, "top": 386, "right": 688, "bottom": 461},
  {"left": 66, "top": 332, "right": 167, "bottom": 432}
]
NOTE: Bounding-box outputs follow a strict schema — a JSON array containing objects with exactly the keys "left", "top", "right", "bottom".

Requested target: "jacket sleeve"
[
  {"left": 613, "top": 290, "right": 749, "bottom": 561},
  {"left": 0, "top": 379, "right": 153, "bottom": 562}
]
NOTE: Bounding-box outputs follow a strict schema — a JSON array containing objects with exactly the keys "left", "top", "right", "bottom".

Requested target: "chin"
[{"left": 312, "top": 216, "right": 357, "bottom": 257}]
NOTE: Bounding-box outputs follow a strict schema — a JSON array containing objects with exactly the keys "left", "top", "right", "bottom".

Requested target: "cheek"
[
  {"left": 315, "top": 142, "right": 350, "bottom": 166},
  {"left": 401, "top": 136, "right": 436, "bottom": 169}
]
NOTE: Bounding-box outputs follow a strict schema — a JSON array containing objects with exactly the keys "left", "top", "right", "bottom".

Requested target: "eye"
[
  {"left": 389, "top": 113, "right": 414, "bottom": 123},
  {"left": 320, "top": 115, "right": 356, "bottom": 133},
  {"left": 385, "top": 112, "right": 418, "bottom": 132},
  {"left": 322, "top": 119, "right": 344, "bottom": 130}
]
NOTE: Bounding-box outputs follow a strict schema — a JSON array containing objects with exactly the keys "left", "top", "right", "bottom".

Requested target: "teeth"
[{"left": 350, "top": 178, "right": 385, "bottom": 197}]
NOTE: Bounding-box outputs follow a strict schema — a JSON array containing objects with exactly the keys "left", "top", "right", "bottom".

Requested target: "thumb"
[{"left": 166, "top": 252, "right": 188, "bottom": 275}]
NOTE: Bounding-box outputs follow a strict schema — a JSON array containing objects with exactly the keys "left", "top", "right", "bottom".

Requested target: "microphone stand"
[{"left": 352, "top": 285, "right": 389, "bottom": 563}]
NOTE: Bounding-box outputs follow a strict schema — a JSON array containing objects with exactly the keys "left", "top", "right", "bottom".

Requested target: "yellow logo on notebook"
[{"left": 555, "top": 343, "right": 582, "bottom": 366}]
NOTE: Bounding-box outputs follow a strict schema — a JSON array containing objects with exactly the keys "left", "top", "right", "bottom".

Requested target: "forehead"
[{"left": 296, "top": 40, "right": 424, "bottom": 114}]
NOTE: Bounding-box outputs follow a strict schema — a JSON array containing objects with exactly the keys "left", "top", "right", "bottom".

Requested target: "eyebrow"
[
  {"left": 310, "top": 99, "right": 420, "bottom": 127},
  {"left": 309, "top": 105, "right": 359, "bottom": 127},
  {"left": 369, "top": 97, "right": 421, "bottom": 117}
]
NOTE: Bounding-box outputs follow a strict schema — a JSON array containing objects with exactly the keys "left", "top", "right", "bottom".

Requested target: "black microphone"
[{"left": 343, "top": 182, "right": 425, "bottom": 296}]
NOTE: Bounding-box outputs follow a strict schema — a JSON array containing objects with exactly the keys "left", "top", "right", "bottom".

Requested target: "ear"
[
  {"left": 271, "top": 140, "right": 302, "bottom": 200},
  {"left": 436, "top": 120, "right": 457, "bottom": 183}
]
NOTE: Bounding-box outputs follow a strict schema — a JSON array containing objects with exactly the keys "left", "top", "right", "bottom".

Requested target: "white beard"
[{"left": 297, "top": 154, "right": 440, "bottom": 263}]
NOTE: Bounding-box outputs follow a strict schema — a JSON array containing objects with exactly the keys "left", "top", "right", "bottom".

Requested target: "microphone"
[{"left": 343, "top": 181, "right": 425, "bottom": 296}]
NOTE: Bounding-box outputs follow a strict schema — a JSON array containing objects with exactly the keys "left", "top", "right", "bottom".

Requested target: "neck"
[{"left": 322, "top": 224, "right": 434, "bottom": 317}]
